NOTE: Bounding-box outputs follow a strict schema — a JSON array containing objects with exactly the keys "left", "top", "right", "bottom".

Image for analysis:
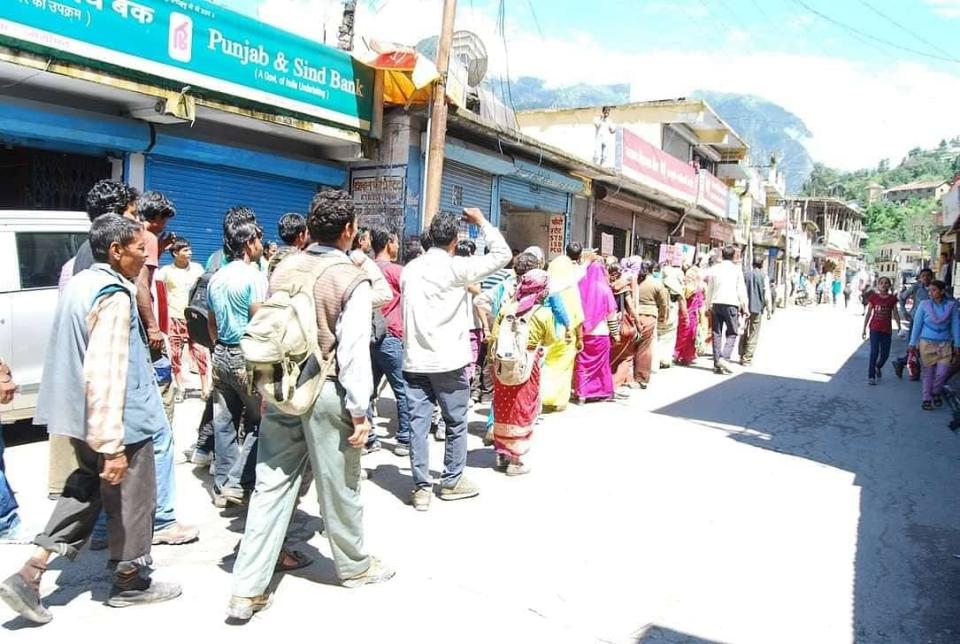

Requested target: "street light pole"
[{"left": 422, "top": 0, "right": 458, "bottom": 229}]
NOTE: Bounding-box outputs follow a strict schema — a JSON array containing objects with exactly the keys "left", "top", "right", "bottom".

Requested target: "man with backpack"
[
  {"left": 227, "top": 189, "right": 394, "bottom": 621},
  {"left": 401, "top": 208, "right": 512, "bottom": 511},
  {"left": 206, "top": 214, "right": 268, "bottom": 507}
]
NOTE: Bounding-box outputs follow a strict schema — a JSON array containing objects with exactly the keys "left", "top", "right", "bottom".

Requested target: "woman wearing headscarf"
[
  {"left": 657, "top": 266, "right": 687, "bottom": 369},
  {"left": 674, "top": 265, "right": 706, "bottom": 365},
  {"left": 574, "top": 260, "right": 618, "bottom": 403},
  {"left": 541, "top": 254, "right": 585, "bottom": 411},
  {"left": 489, "top": 269, "right": 557, "bottom": 476},
  {"left": 607, "top": 262, "right": 639, "bottom": 389}
]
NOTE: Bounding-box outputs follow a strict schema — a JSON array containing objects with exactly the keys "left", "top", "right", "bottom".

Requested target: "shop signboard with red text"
[{"left": 616, "top": 128, "right": 698, "bottom": 206}]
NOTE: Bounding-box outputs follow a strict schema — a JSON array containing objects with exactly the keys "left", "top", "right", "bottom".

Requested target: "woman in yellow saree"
[{"left": 541, "top": 254, "right": 585, "bottom": 411}]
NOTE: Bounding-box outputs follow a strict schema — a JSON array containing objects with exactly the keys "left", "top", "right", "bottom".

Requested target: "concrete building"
[
  {"left": 883, "top": 180, "right": 951, "bottom": 204},
  {"left": 517, "top": 99, "right": 750, "bottom": 261}
]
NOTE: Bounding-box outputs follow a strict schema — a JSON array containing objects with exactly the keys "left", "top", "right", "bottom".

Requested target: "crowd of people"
[
  {"left": 862, "top": 266, "right": 960, "bottom": 411},
  {"left": 0, "top": 179, "right": 777, "bottom": 625}
]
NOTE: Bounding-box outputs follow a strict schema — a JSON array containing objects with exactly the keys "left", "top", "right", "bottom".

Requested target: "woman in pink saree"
[
  {"left": 574, "top": 261, "right": 618, "bottom": 403},
  {"left": 674, "top": 266, "right": 705, "bottom": 366}
]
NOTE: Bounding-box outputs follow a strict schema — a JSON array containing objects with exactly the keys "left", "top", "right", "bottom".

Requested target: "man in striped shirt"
[{"left": 0, "top": 216, "right": 181, "bottom": 624}]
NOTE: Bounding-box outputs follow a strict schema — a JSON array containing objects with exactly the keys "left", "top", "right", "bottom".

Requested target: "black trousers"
[
  {"left": 711, "top": 304, "right": 740, "bottom": 365},
  {"left": 35, "top": 438, "right": 155, "bottom": 573}
]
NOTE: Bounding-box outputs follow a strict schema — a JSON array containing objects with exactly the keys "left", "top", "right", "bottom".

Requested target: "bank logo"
[{"left": 168, "top": 13, "right": 193, "bottom": 63}]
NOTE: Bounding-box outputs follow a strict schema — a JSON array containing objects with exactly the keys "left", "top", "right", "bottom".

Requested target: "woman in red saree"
[
  {"left": 490, "top": 269, "right": 557, "bottom": 476},
  {"left": 674, "top": 266, "right": 705, "bottom": 365}
]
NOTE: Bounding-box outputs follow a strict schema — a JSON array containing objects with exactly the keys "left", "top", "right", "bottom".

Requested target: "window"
[{"left": 16, "top": 232, "right": 87, "bottom": 290}]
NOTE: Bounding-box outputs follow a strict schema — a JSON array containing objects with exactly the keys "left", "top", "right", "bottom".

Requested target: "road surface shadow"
[
  {"left": 634, "top": 624, "right": 728, "bottom": 643},
  {"left": 653, "top": 338, "right": 960, "bottom": 643}
]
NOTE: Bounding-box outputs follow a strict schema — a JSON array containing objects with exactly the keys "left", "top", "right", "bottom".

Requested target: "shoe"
[
  {"left": 152, "top": 522, "right": 199, "bottom": 546},
  {"left": 0, "top": 572, "right": 51, "bottom": 624},
  {"left": 438, "top": 476, "right": 479, "bottom": 501},
  {"left": 394, "top": 443, "right": 410, "bottom": 457},
  {"left": 341, "top": 557, "right": 396, "bottom": 589},
  {"left": 740, "top": 360, "right": 752, "bottom": 367},
  {"left": 506, "top": 461, "right": 531, "bottom": 477},
  {"left": 226, "top": 594, "right": 271, "bottom": 621},
  {"left": 190, "top": 450, "right": 213, "bottom": 468},
  {"left": 0, "top": 520, "right": 36, "bottom": 545},
  {"left": 867, "top": 377, "right": 877, "bottom": 385},
  {"left": 893, "top": 360, "right": 904, "bottom": 379},
  {"left": 362, "top": 439, "right": 382, "bottom": 455},
  {"left": 411, "top": 487, "right": 431, "bottom": 511},
  {"left": 89, "top": 537, "right": 108, "bottom": 551},
  {"left": 482, "top": 428, "right": 494, "bottom": 446},
  {"left": 218, "top": 487, "right": 245, "bottom": 506},
  {"left": 494, "top": 453, "right": 508, "bottom": 471},
  {"left": 107, "top": 577, "right": 182, "bottom": 608},
  {"left": 714, "top": 361, "right": 733, "bottom": 375}
]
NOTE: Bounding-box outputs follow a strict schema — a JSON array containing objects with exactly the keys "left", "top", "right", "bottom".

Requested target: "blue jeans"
[
  {"left": 0, "top": 426, "right": 21, "bottom": 535},
  {"left": 371, "top": 336, "right": 411, "bottom": 446},
  {"left": 212, "top": 345, "right": 260, "bottom": 492},
  {"left": 868, "top": 330, "right": 892, "bottom": 379},
  {"left": 404, "top": 368, "right": 470, "bottom": 489},
  {"left": 92, "top": 422, "right": 177, "bottom": 540}
]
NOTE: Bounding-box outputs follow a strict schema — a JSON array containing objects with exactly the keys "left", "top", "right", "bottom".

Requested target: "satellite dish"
[
  {"left": 415, "top": 30, "right": 488, "bottom": 88},
  {"left": 453, "top": 31, "right": 488, "bottom": 88}
]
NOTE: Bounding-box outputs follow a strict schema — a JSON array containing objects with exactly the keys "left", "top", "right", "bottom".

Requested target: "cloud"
[
  {"left": 247, "top": 0, "right": 960, "bottom": 171},
  {"left": 926, "top": 0, "right": 960, "bottom": 19}
]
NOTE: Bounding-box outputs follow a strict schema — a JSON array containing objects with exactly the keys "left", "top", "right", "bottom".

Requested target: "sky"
[{"left": 223, "top": 0, "right": 960, "bottom": 172}]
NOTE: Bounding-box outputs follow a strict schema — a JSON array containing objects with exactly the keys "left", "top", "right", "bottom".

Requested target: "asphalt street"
[{"left": 1, "top": 304, "right": 959, "bottom": 643}]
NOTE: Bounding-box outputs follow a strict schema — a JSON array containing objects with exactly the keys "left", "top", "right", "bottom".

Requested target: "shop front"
[
  {"left": 0, "top": 97, "right": 149, "bottom": 210},
  {"left": 1, "top": 0, "right": 372, "bottom": 260},
  {"left": 499, "top": 174, "right": 572, "bottom": 259},
  {"left": 144, "top": 135, "right": 345, "bottom": 262}
]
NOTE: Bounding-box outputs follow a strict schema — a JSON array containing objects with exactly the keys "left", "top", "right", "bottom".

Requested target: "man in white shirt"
[
  {"left": 401, "top": 208, "right": 511, "bottom": 511},
  {"left": 705, "top": 245, "right": 748, "bottom": 375}
]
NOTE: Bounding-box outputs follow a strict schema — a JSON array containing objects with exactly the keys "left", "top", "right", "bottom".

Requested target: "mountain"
[
  {"left": 691, "top": 91, "right": 815, "bottom": 194},
  {"left": 487, "top": 76, "right": 630, "bottom": 111},
  {"left": 800, "top": 142, "right": 960, "bottom": 256}
]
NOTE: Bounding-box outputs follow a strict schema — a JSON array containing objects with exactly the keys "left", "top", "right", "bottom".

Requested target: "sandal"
[
  {"left": 922, "top": 400, "right": 933, "bottom": 411},
  {"left": 275, "top": 548, "right": 313, "bottom": 572},
  {"left": 934, "top": 395, "right": 944, "bottom": 408}
]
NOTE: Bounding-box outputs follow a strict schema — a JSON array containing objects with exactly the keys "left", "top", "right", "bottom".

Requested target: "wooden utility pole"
[{"left": 422, "top": 0, "right": 458, "bottom": 228}]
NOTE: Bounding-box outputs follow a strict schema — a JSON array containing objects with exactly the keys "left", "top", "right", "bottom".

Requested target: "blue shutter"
[
  {"left": 440, "top": 160, "right": 493, "bottom": 215},
  {"left": 499, "top": 176, "right": 568, "bottom": 212},
  {"left": 145, "top": 157, "right": 321, "bottom": 266}
]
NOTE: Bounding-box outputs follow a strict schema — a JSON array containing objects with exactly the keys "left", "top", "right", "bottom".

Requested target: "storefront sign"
[
  {"left": 1, "top": 0, "right": 374, "bottom": 131},
  {"left": 600, "top": 232, "right": 614, "bottom": 256},
  {"left": 707, "top": 221, "right": 733, "bottom": 244},
  {"left": 548, "top": 214, "right": 565, "bottom": 256},
  {"left": 658, "top": 243, "right": 684, "bottom": 267},
  {"left": 698, "top": 171, "right": 730, "bottom": 218},
  {"left": 351, "top": 168, "right": 404, "bottom": 232},
  {"left": 617, "top": 128, "right": 698, "bottom": 205}
]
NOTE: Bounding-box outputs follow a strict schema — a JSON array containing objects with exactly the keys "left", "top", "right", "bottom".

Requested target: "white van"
[{"left": 0, "top": 211, "right": 89, "bottom": 422}]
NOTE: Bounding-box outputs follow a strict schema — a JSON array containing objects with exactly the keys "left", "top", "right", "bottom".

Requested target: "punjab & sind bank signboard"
[{"left": 0, "top": 0, "right": 374, "bottom": 132}]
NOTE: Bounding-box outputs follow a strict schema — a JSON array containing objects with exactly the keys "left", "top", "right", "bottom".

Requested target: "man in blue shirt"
[{"left": 207, "top": 210, "right": 268, "bottom": 507}]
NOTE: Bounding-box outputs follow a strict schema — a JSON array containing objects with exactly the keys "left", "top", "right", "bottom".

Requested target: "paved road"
[{"left": 2, "top": 306, "right": 959, "bottom": 643}]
